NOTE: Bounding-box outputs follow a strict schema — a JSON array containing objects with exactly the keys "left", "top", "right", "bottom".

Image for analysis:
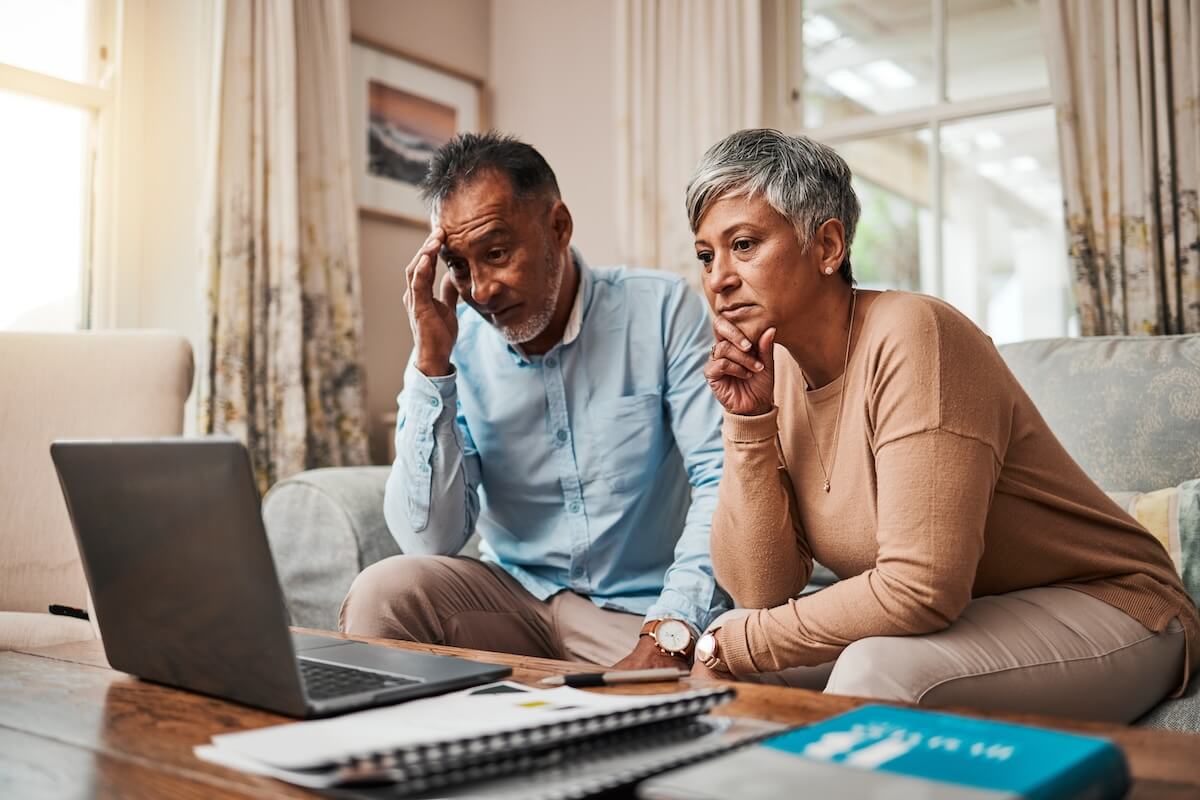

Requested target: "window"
[
  {"left": 0, "top": 0, "right": 112, "bottom": 332},
  {"left": 780, "top": 0, "right": 1071, "bottom": 343}
]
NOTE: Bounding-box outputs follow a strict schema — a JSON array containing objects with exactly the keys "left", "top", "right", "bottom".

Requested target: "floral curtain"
[
  {"left": 615, "top": 0, "right": 763, "bottom": 284},
  {"left": 1042, "top": 0, "right": 1200, "bottom": 335},
  {"left": 201, "top": 0, "right": 369, "bottom": 493}
]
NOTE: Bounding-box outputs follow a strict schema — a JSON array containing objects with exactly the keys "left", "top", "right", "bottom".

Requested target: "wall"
[
  {"left": 349, "top": 0, "right": 491, "bottom": 463},
  {"left": 489, "top": 0, "right": 620, "bottom": 268}
]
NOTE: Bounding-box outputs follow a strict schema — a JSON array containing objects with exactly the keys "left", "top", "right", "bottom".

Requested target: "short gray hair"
[
  {"left": 685, "top": 129, "right": 860, "bottom": 283},
  {"left": 422, "top": 131, "right": 560, "bottom": 219}
]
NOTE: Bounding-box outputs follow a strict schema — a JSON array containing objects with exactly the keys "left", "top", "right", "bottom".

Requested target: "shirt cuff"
[
  {"left": 722, "top": 407, "right": 779, "bottom": 444},
  {"left": 407, "top": 365, "right": 458, "bottom": 399},
  {"left": 402, "top": 365, "right": 458, "bottom": 422},
  {"left": 645, "top": 589, "right": 709, "bottom": 636}
]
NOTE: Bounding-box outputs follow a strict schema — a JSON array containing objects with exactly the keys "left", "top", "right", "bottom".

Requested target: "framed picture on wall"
[{"left": 349, "top": 39, "right": 482, "bottom": 225}]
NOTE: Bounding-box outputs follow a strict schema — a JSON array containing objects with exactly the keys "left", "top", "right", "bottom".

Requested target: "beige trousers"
[
  {"left": 339, "top": 555, "right": 644, "bottom": 665},
  {"left": 712, "top": 586, "right": 1185, "bottom": 723}
]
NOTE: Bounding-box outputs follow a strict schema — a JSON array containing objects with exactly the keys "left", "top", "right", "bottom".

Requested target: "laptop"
[{"left": 50, "top": 437, "right": 510, "bottom": 718}]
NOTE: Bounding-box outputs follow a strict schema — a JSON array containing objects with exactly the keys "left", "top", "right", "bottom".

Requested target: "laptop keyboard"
[{"left": 299, "top": 658, "right": 419, "bottom": 700}]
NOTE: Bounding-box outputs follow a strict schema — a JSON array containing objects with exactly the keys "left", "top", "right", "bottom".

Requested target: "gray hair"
[
  {"left": 685, "top": 129, "right": 860, "bottom": 283},
  {"left": 422, "top": 131, "right": 560, "bottom": 219}
]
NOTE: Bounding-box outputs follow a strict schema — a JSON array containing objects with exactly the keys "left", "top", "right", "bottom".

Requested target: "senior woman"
[{"left": 686, "top": 129, "right": 1197, "bottom": 722}]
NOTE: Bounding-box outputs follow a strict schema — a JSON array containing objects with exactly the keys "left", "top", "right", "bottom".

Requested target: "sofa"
[
  {"left": 262, "top": 333, "right": 1200, "bottom": 730},
  {"left": 0, "top": 331, "right": 194, "bottom": 652}
]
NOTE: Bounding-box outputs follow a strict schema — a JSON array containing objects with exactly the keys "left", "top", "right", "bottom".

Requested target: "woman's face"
[{"left": 693, "top": 194, "right": 822, "bottom": 346}]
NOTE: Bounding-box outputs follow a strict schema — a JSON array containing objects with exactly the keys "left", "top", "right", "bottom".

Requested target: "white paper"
[{"left": 200, "top": 681, "right": 725, "bottom": 771}]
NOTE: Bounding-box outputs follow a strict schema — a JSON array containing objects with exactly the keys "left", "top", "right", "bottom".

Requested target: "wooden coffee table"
[{"left": 2, "top": 629, "right": 1199, "bottom": 798}]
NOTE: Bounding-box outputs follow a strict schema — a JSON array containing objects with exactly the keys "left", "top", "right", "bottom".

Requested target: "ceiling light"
[
  {"left": 1010, "top": 156, "right": 1039, "bottom": 172},
  {"left": 861, "top": 59, "right": 916, "bottom": 89},
  {"left": 825, "top": 69, "right": 875, "bottom": 100},
  {"left": 974, "top": 131, "right": 1004, "bottom": 150},
  {"left": 978, "top": 162, "right": 1006, "bottom": 178},
  {"left": 804, "top": 15, "right": 841, "bottom": 46}
]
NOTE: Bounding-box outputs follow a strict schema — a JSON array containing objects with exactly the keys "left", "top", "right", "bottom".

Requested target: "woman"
[{"left": 687, "top": 129, "right": 1197, "bottom": 722}]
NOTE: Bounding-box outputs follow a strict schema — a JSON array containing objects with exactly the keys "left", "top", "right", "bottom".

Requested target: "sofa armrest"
[{"left": 262, "top": 466, "right": 398, "bottom": 631}]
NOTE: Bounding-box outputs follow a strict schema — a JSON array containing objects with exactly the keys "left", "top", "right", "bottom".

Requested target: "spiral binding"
[{"left": 332, "top": 686, "right": 736, "bottom": 788}]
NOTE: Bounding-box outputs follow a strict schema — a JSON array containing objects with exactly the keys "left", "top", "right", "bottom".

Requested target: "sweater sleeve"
[
  {"left": 710, "top": 408, "right": 814, "bottom": 610},
  {"left": 718, "top": 428, "right": 1000, "bottom": 676}
]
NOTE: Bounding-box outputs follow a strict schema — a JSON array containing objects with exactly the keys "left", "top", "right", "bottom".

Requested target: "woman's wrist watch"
[
  {"left": 640, "top": 618, "right": 696, "bottom": 661},
  {"left": 695, "top": 629, "right": 727, "bottom": 673}
]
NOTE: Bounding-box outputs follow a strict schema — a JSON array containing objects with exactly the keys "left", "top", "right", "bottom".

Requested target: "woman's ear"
[{"left": 815, "top": 218, "right": 846, "bottom": 276}]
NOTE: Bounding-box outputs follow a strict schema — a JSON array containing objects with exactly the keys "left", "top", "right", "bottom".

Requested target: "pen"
[{"left": 538, "top": 667, "right": 690, "bottom": 687}]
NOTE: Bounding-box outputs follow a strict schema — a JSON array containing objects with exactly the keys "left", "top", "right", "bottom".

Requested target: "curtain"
[
  {"left": 202, "top": 0, "right": 369, "bottom": 494},
  {"left": 616, "top": 0, "right": 763, "bottom": 283},
  {"left": 1042, "top": 0, "right": 1200, "bottom": 335}
]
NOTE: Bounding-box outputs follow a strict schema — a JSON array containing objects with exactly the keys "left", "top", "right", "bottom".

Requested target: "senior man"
[{"left": 340, "top": 132, "right": 730, "bottom": 670}]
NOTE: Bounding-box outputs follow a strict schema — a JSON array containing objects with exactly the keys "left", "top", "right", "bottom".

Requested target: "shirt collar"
[
  {"left": 561, "top": 247, "right": 589, "bottom": 346},
  {"left": 506, "top": 246, "right": 591, "bottom": 361}
]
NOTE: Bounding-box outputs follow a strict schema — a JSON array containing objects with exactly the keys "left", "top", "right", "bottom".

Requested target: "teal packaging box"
[{"left": 639, "top": 704, "right": 1129, "bottom": 799}]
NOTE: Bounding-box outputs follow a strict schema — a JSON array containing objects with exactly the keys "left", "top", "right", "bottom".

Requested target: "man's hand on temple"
[
  {"left": 611, "top": 634, "right": 689, "bottom": 671},
  {"left": 404, "top": 227, "right": 459, "bottom": 377}
]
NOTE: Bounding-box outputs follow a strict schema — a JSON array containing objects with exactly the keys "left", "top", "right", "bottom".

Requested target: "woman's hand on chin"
[{"left": 704, "top": 321, "right": 776, "bottom": 416}]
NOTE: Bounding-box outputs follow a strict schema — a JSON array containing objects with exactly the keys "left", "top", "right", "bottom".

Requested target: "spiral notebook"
[{"left": 196, "top": 680, "right": 775, "bottom": 797}]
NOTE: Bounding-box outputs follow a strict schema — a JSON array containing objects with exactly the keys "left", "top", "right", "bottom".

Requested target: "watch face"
[
  {"left": 656, "top": 619, "right": 691, "bottom": 652},
  {"left": 696, "top": 633, "right": 716, "bottom": 661}
]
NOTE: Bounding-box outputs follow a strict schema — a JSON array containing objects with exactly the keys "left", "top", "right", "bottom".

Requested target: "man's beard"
[{"left": 496, "top": 249, "right": 565, "bottom": 344}]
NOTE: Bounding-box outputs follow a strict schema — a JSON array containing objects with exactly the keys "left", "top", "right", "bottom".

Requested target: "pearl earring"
[{"left": 824, "top": 267, "right": 834, "bottom": 275}]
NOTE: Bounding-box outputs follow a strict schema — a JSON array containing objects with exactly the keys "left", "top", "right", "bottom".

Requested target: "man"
[{"left": 340, "top": 132, "right": 729, "bottom": 670}]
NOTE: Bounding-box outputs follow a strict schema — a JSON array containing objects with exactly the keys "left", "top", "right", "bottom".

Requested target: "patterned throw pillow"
[{"left": 1107, "top": 480, "right": 1200, "bottom": 610}]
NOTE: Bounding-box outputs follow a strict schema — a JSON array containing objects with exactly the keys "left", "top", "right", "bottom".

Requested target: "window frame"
[
  {"left": 780, "top": 0, "right": 1056, "bottom": 300},
  {"left": 0, "top": 0, "right": 117, "bottom": 331}
]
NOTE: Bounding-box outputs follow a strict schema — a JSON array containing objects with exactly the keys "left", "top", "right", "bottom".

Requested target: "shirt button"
[
  {"left": 545, "top": 357, "right": 557, "bottom": 368},
  {"left": 568, "top": 501, "right": 581, "bottom": 514},
  {"left": 556, "top": 429, "right": 568, "bottom": 443},
  {"left": 428, "top": 397, "right": 439, "bottom": 407}
]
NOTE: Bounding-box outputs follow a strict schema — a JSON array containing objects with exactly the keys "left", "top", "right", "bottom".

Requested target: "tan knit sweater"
[{"left": 711, "top": 291, "right": 1198, "bottom": 691}]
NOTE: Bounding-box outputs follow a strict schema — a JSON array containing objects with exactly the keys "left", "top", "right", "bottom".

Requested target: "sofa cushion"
[
  {"left": 0, "top": 332, "right": 193, "bottom": 637},
  {"left": 262, "top": 465, "right": 485, "bottom": 631},
  {"left": 998, "top": 335, "right": 1200, "bottom": 493},
  {"left": 1136, "top": 678, "right": 1200, "bottom": 731},
  {"left": 1108, "top": 479, "right": 1200, "bottom": 609},
  {"left": 262, "top": 467, "right": 395, "bottom": 631},
  {"left": 0, "top": 611, "right": 95, "bottom": 652}
]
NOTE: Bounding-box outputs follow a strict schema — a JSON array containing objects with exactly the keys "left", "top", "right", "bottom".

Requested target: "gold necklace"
[{"left": 802, "top": 288, "right": 856, "bottom": 493}]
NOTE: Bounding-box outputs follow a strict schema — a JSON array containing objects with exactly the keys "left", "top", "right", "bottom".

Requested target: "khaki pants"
[
  {"left": 710, "top": 585, "right": 1185, "bottom": 723},
  {"left": 339, "top": 555, "right": 644, "bottom": 665}
]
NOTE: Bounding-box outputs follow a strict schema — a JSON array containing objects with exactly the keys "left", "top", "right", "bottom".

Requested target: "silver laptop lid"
[{"left": 51, "top": 437, "right": 309, "bottom": 717}]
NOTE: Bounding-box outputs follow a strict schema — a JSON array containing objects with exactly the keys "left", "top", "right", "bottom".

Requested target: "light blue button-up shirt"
[{"left": 384, "top": 251, "right": 730, "bottom": 633}]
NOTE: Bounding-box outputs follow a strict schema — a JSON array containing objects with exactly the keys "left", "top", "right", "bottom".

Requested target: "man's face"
[{"left": 437, "top": 171, "right": 567, "bottom": 344}]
